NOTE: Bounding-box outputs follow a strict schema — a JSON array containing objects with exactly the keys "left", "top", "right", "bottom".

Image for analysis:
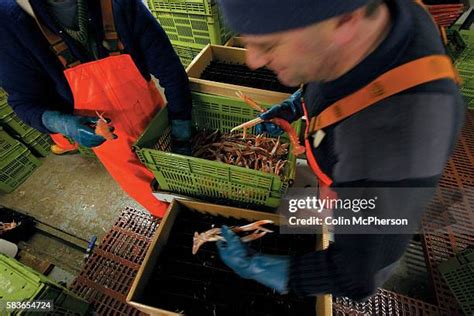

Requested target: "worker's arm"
[
  {"left": 0, "top": 25, "right": 55, "bottom": 133},
  {"left": 122, "top": 0, "right": 192, "bottom": 121},
  {"left": 120, "top": 0, "right": 193, "bottom": 153}
]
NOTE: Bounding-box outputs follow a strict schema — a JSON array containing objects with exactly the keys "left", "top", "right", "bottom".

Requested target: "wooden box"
[
  {"left": 186, "top": 44, "right": 293, "bottom": 104},
  {"left": 127, "top": 199, "right": 331, "bottom": 315}
]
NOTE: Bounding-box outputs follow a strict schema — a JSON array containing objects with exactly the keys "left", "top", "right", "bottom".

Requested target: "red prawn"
[{"left": 95, "top": 111, "right": 115, "bottom": 141}]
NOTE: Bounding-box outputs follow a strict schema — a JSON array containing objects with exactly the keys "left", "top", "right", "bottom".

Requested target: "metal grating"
[
  {"left": 69, "top": 207, "right": 160, "bottom": 315},
  {"left": 110, "top": 207, "right": 160, "bottom": 238},
  {"left": 421, "top": 110, "right": 474, "bottom": 315},
  {"left": 426, "top": 4, "right": 465, "bottom": 28},
  {"left": 333, "top": 288, "right": 449, "bottom": 315},
  {"left": 70, "top": 278, "right": 144, "bottom": 316}
]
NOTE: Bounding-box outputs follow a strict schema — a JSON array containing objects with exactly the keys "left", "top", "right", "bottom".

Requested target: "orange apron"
[
  {"left": 33, "top": 0, "right": 168, "bottom": 217},
  {"left": 302, "top": 55, "right": 458, "bottom": 196}
]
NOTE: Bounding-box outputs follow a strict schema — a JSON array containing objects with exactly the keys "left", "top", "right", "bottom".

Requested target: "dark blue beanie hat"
[{"left": 217, "top": 0, "right": 372, "bottom": 35}]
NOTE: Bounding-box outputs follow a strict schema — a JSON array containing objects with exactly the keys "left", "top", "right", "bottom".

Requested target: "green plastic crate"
[
  {"left": 0, "top": 112, "right": 37, "bottom": 139},
  {"left": 134, "top": 92, "right": 301, "bottom": 208},
  {"left": 20, "top": 129, "right": 51, "bottom": 158},
  {"left": 0, "top": 100, "right": 42, "bottom": 139},
  {"left": 0, "top": 127, "right": 23, "bottom": 160},
  {"left": 0, "top": 98, "right": 13, "bottom": 119},
  {"left": 173, "top": 42, "right": 204, "bottom": 68},
  {"left": 0, "top": 254, "right": 45, "bottom": 302},
  {"left": 148, "top": 0, "right": 214, "bottom": 15},
  {"left": 446, "top": 29, "right": 466, "bottom": 61},
  {"left": 152, "top": 5, "right": 232, "bottom": 46},
  {"left": 0, "top": 254, "right": 91, "bottom": 315},
  {"left": 0, "top": 145, "right": 41, "bottom": 193},
  {"left": 459, "top": 29, "right": 474, "bottom": 45},
  {"left": 21, "top": 286, "right": 91, "bottom": 315},
  {"left": 438, "top": 247, "right": 474, "bottom": 315},
  {"left": 455, "top": 62, "right": 474, "bottom": 110},
  {"left": 453, "top": 30, "right": 474, "bottom": 109},
  {"left": 0, "top": 87, "right": 7, "bottom": 104}
]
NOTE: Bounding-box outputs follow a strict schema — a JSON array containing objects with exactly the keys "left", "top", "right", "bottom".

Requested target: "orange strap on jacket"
[
  {"left": 32, "top": 17, "right": 80, "bottom": 68},
  {"left": 307, "top": 55, "right": 457, "bottom": 134},
  {"left": 302, "top": 99, "right": 334, "bottom": 187},
  {"left": 100, "top": 0, "right": 124, "bottom": 55},
  {"left": 32, "top": 0, "right": 122, "bottom": 68}
]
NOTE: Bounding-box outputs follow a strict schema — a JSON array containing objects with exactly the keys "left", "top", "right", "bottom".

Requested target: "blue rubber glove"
[
  {"left": 255, "top": 89, "right": 303, "bottom": 136},
  {"left": 42, "top": 111, "right": 107, "bottom": 148},
  {"left": 216, "top": 225, "right": 290, "bottom": 294},
  {"left": 170, "top": 119, "right": 192, "bottom": 155}
]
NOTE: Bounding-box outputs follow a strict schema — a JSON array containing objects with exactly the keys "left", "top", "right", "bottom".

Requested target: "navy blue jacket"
[
  {"left": 0, "top": 0, "right": 192, "bottom": 133},
  {"left": 289, "top": 0, "right": 466, "bottom": 300}
]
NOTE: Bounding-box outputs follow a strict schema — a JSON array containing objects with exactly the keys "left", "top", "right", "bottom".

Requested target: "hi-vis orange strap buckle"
[
  {"left": 32, "top": 17, "right": 81, "bottom": 69},
  {"left": 100, "top": 0, "right": 124, "bottom": 55},
  {"left": 307, "top": 55, "right": 458, "bottom": 134},
  {"left": 32, "top": 0, "right": 123, "bottom": 69}
]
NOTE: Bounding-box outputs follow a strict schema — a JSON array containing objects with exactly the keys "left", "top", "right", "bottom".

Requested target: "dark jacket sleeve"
[
  {"left": 288, "top": 178, "right": 438, "bottom": 300},
  {"left": 124, "top": 0, "right": 192, "bottom": 120},
  {"left": 0, "top": 26, "right": 52, "bottom": 133}
]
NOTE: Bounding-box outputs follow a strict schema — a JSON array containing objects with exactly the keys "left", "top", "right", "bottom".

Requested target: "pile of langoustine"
[
  {"left": 191, "top": 130, "right": 289, "bottom": 176},
  {"left": 190, "top": 92, "right": 305, "bottom": 177}
]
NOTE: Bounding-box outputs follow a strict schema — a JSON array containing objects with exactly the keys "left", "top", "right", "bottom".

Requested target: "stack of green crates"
[
  {"left": 0, "top": 88, "right": 51, "bottom": 157},
  {"left": 0, "top": 254, "right": 91, "bottom": 315},
  {"left": 446, "top": 29, "right": 467, "bottom": 61},
  {"left": 0, "top": 127, "right": 41, "bottom": 194},
  {"left": 453, "top": 30, "right": 474, "bottom": 109},
  {"left": 134, "top": 92, "right": 300, "bottom": 209},
  {"left": 147, "top": 0, "right": 233, "bottom": 67},
  {"left": 438, "top": 247, "right": 474, "bottom": 315}
]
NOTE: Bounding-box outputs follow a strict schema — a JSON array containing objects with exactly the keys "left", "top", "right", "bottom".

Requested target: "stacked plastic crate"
[
  {"left": 438, "top": 247, "right": 474, "bottom": 315},
  {"left": 0, "top": 89, "right": 51, "bottom": 157},
  {"left": 0, "top": 253, "right": 91, "bottom": 315},
  {"left": 147, "top": 0, "right": 233, "bottom": 67},
  {"left": 0, "top": 89, "right": 47, "bottom": 193},
  {"left": 453, "top": 29, "right": 474, "bottom": 109}
]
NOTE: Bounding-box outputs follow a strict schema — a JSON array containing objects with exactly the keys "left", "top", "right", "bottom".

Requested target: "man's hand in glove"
[
  {"left": 255, "top": 89, "right": 303, "bottom": 136},
  {"left": 216, "top": 225, "right": 290, "bottom": 294},
  {"left": 42, "top": 111, "right": 115, "bottom": 148}
]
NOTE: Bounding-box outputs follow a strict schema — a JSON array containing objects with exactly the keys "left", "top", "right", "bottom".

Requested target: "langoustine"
[
  {"left": 192, "top": 219, "right": 274, "bottom": 255},
  {"left": 233, "top": 92, "right": 305, "bottom": 156}
]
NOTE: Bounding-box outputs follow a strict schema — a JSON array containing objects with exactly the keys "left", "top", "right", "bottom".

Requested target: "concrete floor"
[{"left": 0, "top": 152, "right": 143, "bottom": 273}]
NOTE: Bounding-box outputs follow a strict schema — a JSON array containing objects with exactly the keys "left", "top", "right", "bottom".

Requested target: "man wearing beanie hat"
[{"left": 216, "top": 0, "right": 466, "bottom": 300}]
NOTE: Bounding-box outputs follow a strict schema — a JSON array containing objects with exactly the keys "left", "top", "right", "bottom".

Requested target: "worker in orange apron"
[
  {"left": 215, "top": 0, "right": 466, "bottom": 300},
  {"left": 0, "top": 0, "right": 193, "bottom": 217}
]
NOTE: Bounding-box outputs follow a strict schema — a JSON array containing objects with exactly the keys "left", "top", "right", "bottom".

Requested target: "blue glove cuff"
[
  {"left": 288, "top": 89, "right": 302, "bottom": 104},
  {"left": 42, "top": 111, "right": 67, "bottom": 134},
  {"left": 259, "top": 89, "right": 303, "bottom": 123},
  {"left": 251, "top": 255, "right": 290, "bottom": 294},
  {"left": 217, "top": 226, "right": 290, "bottom": 294},
  {"left": 170, "top": 119, "right": 192, "bottom": 142}
]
